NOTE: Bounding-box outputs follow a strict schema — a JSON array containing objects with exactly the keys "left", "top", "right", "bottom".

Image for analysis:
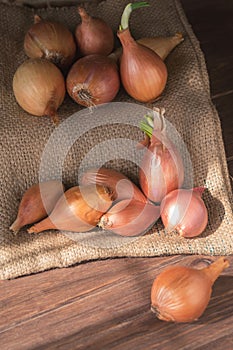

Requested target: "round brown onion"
[
  {"left": 24, "top": 15, "right": 76, "bottom": 70},
  {"left": 75, "top": 7, "right": 114, "bottom": 56},
  {"left": 13, "top": 58, "right": 66, "bottom": 124},
  {"left": 66, "top": 54, "right": 120, "bottom": 107}
]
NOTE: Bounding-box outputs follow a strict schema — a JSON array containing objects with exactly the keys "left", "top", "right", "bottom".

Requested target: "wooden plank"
[
  {"left": 228, "top": 160, "right": 233, "bottom": 191},
  {"left": 182, "top": 0, "right": 233, "bottom": 162},
  {"left": 228, "top": 160, "right": 233, "bottom": 177},
  {"left": 213, "top": 93, "right": 233, "bottom": 160},
  {"left": 181, "top": 0, "right": 233, "bottom": 97},
  {"left": 0, "top": 256, "right": 179, "bottom": 331},
  {"left": 0, "top": 256, "right": 232, "bottom": 349},
  {"left": 194, "top": 334, "right": 233, "bottom": 350}
]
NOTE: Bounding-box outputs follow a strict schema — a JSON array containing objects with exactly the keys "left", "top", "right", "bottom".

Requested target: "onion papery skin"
[
  {"left": 75, "top": 7, "right": 114, "bottom": 56},
  {"left": 24, "top": 15, "right": 76, "bottom": 70},
  {"left": 66, "top": 54, "right": 120, "bottom": 107},
  {"left": 139, "top": 132, "right": 184, "bottom": 204},
  {"left": 160, "top": 188, "right": 208, "bottom": 237},
  {"left": 80, "top": 167, "right": 147, "bottom": 203},
  {"left": 117, "top": 28, "right": 168, "bottom": 102},
  {"left": 99, "top": 199, "right": 160, "bottom": 236}
]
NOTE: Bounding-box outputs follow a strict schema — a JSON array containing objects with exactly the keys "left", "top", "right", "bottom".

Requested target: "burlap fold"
[{"left": 0, "top": 0, "right": 232, "bottom": 280}]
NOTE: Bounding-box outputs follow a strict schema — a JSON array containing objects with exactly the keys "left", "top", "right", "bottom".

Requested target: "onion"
[
  {"left": 80, "top": 167, "right": 147, "bottom": 203},
  {"left": 117, "top": 3, "right": 167, "bottom": 102},
  {"left": 28, "top": 184, "right": 113, "bottom": 234},
  {"left": 139, "top": 108, "right": 184, "bottom": 203},
  {"left": 137, "top": 33, "right": 184, "bottom": 61},
  {"left": 109, "top": 33, "right": 184, "bottom": 64},
  {"left": 66, "top": 54, "right": 120, "bottom": 107},
  {"left": 13, "top": 58, "right": 66, "bottom": 124},
  {"left": 75, "top": 7, "right": 114, "bottom": 56},
  {"left": 99, "top": 199, "right": 160, "bottom": 236},
  {"left": 160, "top": 187, "right": 208, "bottom": 237},
  {"left": 151, "top": 257, "right": 229, "bottom": 323},
  {"left": 10, "top": 180, "right": 64, "bottom": 234},
  {"left": 24, "top": 15, "right": 76, "bottom": 70}
]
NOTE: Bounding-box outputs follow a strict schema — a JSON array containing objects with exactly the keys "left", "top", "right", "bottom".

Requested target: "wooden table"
[{"left": 1, "top": 1, "right": 233, "bottom": 349}]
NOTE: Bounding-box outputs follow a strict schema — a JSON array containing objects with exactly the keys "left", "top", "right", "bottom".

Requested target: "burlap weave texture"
[{"left": 0, "top": 0, "right": 232, "bottom": 279}]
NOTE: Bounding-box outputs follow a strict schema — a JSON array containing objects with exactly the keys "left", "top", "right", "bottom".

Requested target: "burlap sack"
[{"left": 0, "top": 0, "right": 232, "bottom": 280}]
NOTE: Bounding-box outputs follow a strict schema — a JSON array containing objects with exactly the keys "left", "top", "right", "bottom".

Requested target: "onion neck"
[
  {"left": 78, "top": 7, "right": 90, "bottom": 23},
  {"left": 9, "top": 217, "right": 22, "bottom": 234},
  {"left": 117, "top": 28, "right": 137, "bottom": 49},
  {"left": 44, "top": 101, "right": 59, "bottom": 125},
  {"left": 139, "top": 108, "right": 166, "bottom": 139},
  {"left": 34, "top": 15, "right": 41, "bottom": 24},
  {"left": 27, "top": 216, "right": 55, "bottom": 234},
  {"left": 202, "top": 257, "right": 229, "bottom": 285},
  {"left": 193, "top": 187, "right": 206, "bottom": 197}
]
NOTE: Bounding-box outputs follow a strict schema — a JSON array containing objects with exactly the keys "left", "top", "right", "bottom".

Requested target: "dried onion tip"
[
  {"left": 13, "top": 58, "right": 66, "bottom": 124},
  {"left": 24, "top": 15, "right": 76, "bottom": 70}
]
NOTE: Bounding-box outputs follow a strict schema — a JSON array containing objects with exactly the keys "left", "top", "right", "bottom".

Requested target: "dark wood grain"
[
  {"left": 181, "top": 0, "right": 233, "bottom": 97},
  {"left": 181, "top": 0, "right": 233, "bottom": 187},
  {"left": 0, "top": 1, "right": 233, "bottom": 349},
  {"left": 0, "top": 256, "right": 233, "bottom": 350},
  {"left": 228, "top": 160, "right": 233, "bottom": 177},
  {"left": 213, "top": 94, "right": 233, "bottom": 160}
]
